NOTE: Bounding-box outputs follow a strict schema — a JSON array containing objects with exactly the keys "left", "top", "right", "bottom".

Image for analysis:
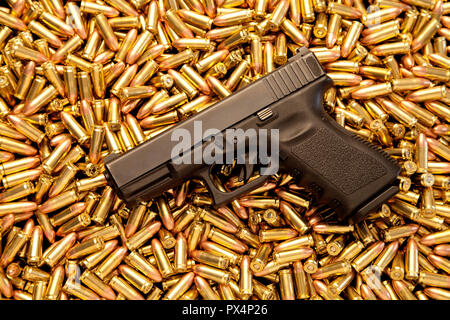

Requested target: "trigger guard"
[
  {"left": 193, "top": 166, "right": 229, "bottom": 206},
  {"left": 194, "top": 166, "right": 269, "bottom": 207}
]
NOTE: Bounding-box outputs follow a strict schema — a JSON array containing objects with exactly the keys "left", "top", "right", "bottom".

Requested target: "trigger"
[
  {"left": 238, "top": 167, "right": 245, "bottom": 182},
  {"left": 245, "top": 163, "right": 255, "bottom": 182},
  {"left": 238, "top": 163, "right": 255, "bottom": 182},
  {"left": 237, "top": 152, "right": 256, "bottom": 182}
]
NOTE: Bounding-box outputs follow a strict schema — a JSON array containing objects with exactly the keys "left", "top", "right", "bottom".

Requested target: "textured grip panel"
[{"left": 291, "top": 128, "right": 387, "bottom": 195}]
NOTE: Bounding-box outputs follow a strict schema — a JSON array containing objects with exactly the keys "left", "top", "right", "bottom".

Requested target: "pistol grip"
[
  {"left": 282, "top": 113, "right": 400, "bottom": 222},
  {"left": 258, "top": 71, "right": 400, "bottom": 222}
]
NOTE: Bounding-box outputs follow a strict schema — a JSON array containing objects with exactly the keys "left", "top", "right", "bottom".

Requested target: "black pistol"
[{"left": 104, "top": 47, "right": 400, "bottom": 223}]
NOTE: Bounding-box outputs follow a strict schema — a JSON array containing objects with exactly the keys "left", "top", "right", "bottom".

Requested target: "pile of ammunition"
[{"left": 0, "top": 0, "right": 449, "bottom": 300}]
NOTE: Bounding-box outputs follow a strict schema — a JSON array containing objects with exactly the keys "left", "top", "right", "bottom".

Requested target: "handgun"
[{"left": 104, "top": 47, "right": 400, "bottom": 223}]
